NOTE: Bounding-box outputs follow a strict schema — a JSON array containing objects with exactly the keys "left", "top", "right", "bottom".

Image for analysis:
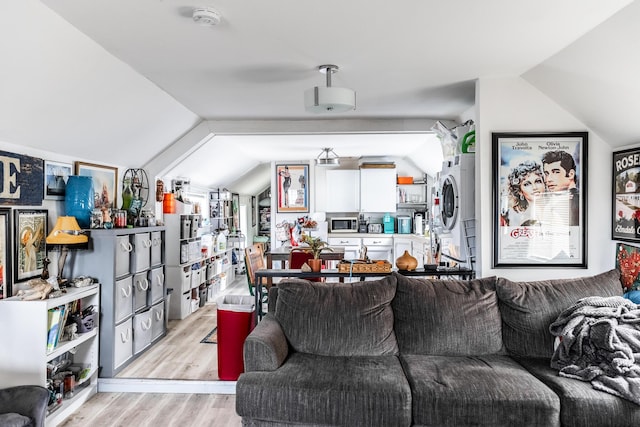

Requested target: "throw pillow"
[
  {"left": 392, "top": 273, "right": 503, "bottom": 355},
  {"left": 496, "top": 269, "right": 623, "bottom": 358},
  {"left": 274, "top": 276, "right": 398, "bottom": 356}
]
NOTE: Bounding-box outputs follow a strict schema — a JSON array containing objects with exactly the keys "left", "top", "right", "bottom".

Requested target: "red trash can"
[{"left": 216, "top": 295, "right": 256, "bottom": 380}]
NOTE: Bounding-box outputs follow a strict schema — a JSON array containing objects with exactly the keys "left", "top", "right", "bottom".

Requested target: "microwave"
[{"left": 330, "top": 217, "right": 358, "bottom": 233}]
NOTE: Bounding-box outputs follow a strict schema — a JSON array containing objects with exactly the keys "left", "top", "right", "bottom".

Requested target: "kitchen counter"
[{"left": 328, "top": 232, "right": 429, "bottom": 241}]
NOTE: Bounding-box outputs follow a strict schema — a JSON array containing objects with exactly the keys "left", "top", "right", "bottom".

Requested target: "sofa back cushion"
[
  {"left": 496, "top": 269, "right": 622, "bottom": 358},
  {"left": 392, "top": 273, "right": 503, "bottom": 355},
  {"left": 274, "top": 276, "right": 399, "bottom": 356}
]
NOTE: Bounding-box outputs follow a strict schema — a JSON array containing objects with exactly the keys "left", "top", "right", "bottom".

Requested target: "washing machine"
[{"left": 438, "top": 154, "right": 475, "bottom": 267}]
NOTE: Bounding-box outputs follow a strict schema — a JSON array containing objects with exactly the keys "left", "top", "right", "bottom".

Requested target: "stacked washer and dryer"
[{"left": 436, "top": 153, "right": 475, "bottom": 269}]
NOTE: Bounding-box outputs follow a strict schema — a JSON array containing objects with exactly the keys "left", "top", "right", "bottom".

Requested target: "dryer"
[{"left": 438, "top": 154, "right": 475, "bottom": 267}]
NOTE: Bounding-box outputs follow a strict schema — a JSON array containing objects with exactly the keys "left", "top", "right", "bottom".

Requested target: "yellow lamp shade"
[{"left": 46, "top": 216, "right": 88, "bottom": 245}]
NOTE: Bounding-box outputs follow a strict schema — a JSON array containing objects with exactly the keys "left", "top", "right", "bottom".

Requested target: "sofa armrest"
[
  {"left": 0, "top": 385, "right": 50, "bottom": 427},
  {"left": 244, "top": 314, "right": 289, "bottom": 372}
]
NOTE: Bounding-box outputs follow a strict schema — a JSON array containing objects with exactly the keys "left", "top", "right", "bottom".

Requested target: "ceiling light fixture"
[
  {"left": 304, "top": 65, "right": 356, "bottom": 113},
  {"left": 316, "top": 147, "right": 340, "bottom": 166},
  {"left": 192, "top": 7, "right": 222, "bottom": 26}
]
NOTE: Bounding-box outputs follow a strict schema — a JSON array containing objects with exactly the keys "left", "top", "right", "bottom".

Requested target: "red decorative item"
[{"left": 617, "top": 243, "right": 640, "bottom": 290}]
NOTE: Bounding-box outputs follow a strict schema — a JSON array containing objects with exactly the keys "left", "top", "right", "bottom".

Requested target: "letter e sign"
[{"left": 0, "top": 150, "right": 44, "bottom": 205}]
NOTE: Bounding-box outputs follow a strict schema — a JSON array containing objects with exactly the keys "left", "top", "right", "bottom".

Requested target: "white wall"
[{"left": 476, "top": 76, "right": 615, "bottom": 280}]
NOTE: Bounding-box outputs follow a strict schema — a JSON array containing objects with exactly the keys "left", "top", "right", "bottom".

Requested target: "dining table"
[{"left": 265, "top": 245, "right": 346, "bottom": 269}]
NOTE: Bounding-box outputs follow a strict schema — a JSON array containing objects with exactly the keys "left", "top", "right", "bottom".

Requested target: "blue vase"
[{"left": 65, "top": 176, "right": 94, "bottom": 229}]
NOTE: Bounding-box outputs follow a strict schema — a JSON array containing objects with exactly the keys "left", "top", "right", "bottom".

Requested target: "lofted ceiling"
[{"left": 1, "top": 1, "right": 639, "bottom": 194}]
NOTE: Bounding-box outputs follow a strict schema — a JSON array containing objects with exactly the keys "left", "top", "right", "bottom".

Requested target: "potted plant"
[{"left": 300, "top": 234, "right": 333, "bottom": 272}]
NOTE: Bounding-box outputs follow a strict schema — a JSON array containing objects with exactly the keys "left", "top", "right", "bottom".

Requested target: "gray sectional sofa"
[{"left": 236, "top": 269, "right": 640, "bottom": 426}]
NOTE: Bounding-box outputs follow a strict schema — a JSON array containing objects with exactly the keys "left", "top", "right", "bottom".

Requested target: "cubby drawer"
[
  {"left": 151, "top": 300, "right": 165, "bottom": 341},
  {"left": 114, "top": 276, "right": 133, "bottom": 324},
  {"left": 148, "top": 266, "right": 164, "bottom": 305},
  {"left": 114, "top": 318, "right": 133, "bottom": 369},
  {"left": 133, "top": 271, "right": 149, "bottom": 312}
]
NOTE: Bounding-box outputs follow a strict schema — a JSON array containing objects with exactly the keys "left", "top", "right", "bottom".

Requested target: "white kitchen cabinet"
[
  {"left": 326, "top": 169, "right": 360, "bottom": 212},
  {"left": 393, "top": 237, "right": 413, "bottom": 264},
  {"left": 362, "top": 236, "right": 394, "bottom": 263},
  {"left": 0, "top": 285, "right": 100, "bottom": 426},
  {"left": 360, "top": 168, "right": 397, "bottom": 213}
]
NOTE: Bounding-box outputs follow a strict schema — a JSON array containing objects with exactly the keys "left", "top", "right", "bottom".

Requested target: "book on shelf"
[{"left": 46, "top": 307, "right": 62, "bottom": 352}]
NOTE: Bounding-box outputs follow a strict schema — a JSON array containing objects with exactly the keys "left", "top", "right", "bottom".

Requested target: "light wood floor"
[
  {"left": 59, "top": 272, "right": 251, "bottom": 426},
  {"left": 59, "top": 392, "right": 241, "bottom": 426}
]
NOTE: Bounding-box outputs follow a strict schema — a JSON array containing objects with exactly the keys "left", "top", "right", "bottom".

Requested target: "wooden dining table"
[{"left": 265, "top": 245, "right": 346, "bottom": 269}]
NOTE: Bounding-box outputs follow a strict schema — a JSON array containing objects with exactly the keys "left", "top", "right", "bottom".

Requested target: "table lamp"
[{"left": 46, "top": 216, "right": 89, "bottom": 286}]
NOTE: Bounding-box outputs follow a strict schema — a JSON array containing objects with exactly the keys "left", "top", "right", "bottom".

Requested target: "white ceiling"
[{"left": 1, "top": 1, "right": 639, "bottom": 194}]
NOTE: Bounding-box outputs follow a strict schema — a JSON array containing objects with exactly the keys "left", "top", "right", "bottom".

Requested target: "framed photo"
[
  {"left": 612, "top": 147, "right": 640, "bottom": 242},
  {"left": 616, "top": 243, "right": 640, "bottom": 292},
  {"left": 14, "top": 209, "right": 48, "bottom": 282},
  {"left": 492, "top": 132, "right": 587, "bottom": 268},
  {"left": 0, "top": 209, "right": 11, "bottom": 299},
  {"left": 75, "top": 161, "right": 118, "bottom": 210},
  {"left": 44, "top": 160, "right": 72, "bottom": 200},
  {"left": 276, "top": 164, "right": 309, "bottom": 213}
]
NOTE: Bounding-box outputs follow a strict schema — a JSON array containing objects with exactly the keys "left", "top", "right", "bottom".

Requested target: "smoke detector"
[{"left": 192, "top": 7, "right": 222, "bottom": 26}]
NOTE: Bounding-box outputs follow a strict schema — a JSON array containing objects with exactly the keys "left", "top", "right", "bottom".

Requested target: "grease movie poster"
[{"left": 493, "top": 132, "right": 587, "bottom": 267}]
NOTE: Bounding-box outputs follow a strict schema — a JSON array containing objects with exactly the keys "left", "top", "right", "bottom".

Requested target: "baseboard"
[{"left": 97, "top": 378, "right": 236, "bottom": 394}]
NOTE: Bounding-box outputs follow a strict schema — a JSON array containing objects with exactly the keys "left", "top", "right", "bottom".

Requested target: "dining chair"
[
  {"left": 244, "top": 244, "right": 269, "bottom": 312},
  {"left": 288, "top": 248, "right": 323, "bottom": 282}
]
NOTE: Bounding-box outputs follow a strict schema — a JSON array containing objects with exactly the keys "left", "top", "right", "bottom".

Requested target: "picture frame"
[
  {"left": 612, "top": 147, "right": 640, "bottom": 242},
  {"left": 75, "top": 161, "right": 118, "bottom": 210},
  {"left": 615, "top": 242, "right": 640, "bottom": 293},
  {"left": 492, "top": 132, "right": 587, "bottom": 268},
  {"left": 276, "top": 164, "right": 309, "bottom": 213},
  {"left": 14, "top": 209, "right": 48, "bottom": 282},
  {"left": 44, "top": 160, "right": 72, "bottom": 200},
  {"left": 0, "top": 209, "right": 11, "bottom": 299},
  {"left": 251, "top": 196, "right": 257, "bottom": 227}
]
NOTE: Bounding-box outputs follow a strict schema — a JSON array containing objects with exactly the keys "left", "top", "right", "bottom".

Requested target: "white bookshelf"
[{"left": 0, "top": 284, "right": 99, "bottom": 426}]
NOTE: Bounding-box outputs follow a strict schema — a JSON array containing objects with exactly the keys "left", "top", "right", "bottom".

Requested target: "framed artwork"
[
  {"left": 612, "top": 147, "right": 640, "bottom": 242},
  {"left": 0, "top": 209, "right": 11, "bottom": 299},
  {"left": 276, "top": 164, "right": 309, "bottom": 213},
  {"left": 75, "top": 161, "right": 118, "bottom": 210},
  {"left": 14, "top": 209, "right": 48, "bottom": 282},
  {"left": 492, "top": 132, "right": 587, "bottom": 268},
  {"left": 616, "top": 242, "right": 640, "bottom": 293},
  {"left": 44, "top": 160, "right": 72, "bottom": 200},
  {"left": 251, "top": 196, "right": 257, "bottom": 227}
]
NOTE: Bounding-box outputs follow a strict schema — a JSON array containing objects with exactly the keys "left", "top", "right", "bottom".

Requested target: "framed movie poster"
[
  {"left": 276, "top": 164, "right": 309, "bottom": 213},
  {"left": 612, "top": 147, "right": 640, "bottom": 242},
  {"left": 0, "top": 209, "right": 11, "bottom": 299},
  {"left": 14, "top": 209, "right": 48, "bottom": 282},
  {"left": 492, "top": 132, "right": 587, "bottom": 268}
]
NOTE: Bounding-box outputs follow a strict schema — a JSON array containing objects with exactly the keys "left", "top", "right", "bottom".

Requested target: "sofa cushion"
[
  {"left": 274, "top": 276, "right": 398, "bottom": 356},
  {"left": 392, "top": 273, "right": 503, "bottom": 355},
  {"left": 0, "top": 413, "right": 33, "bottom": 427},
  {"left": 496, "top": 269, "right": 623, "bottom": 358},
  {"left": 518, "top": 357, "right": 640, "bottom": 427},
  {"left": 401, "top": 354, "right": 560, "bottom": 427},
  {"left": 236, "top": 353, "right": 411, "bottom": 427}
]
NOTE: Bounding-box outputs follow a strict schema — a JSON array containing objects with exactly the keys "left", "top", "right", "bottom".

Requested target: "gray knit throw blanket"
[{"left": 550, "top": 295, "right": 640, "bottom": 405}]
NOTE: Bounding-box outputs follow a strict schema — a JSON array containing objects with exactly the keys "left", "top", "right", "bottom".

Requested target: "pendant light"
[
  {"left": 304, "top": 65, "right": 356, "bottom": 113},
  {"left": 316, "top": 148, "right": 340, "bottom": 166}
]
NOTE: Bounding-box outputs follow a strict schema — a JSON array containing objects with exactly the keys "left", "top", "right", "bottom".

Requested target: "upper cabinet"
[
  {"left": 360, "top": 167, "right": 397, "bottom": 213},
  {"left": 326, "top": 169, "right": 360, "bottom": 212},
  {"left": 324, "top": 167, "right": 397, "bottom": 213}
]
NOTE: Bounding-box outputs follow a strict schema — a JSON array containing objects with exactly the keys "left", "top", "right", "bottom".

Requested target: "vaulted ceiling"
[{"left": 1, "top": 1, "right": 638, "bottom": 194}]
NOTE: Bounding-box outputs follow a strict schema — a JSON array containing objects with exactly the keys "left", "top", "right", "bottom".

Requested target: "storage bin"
[{"left": 73, "top": 311, "right": 97, "bottom": 333}]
